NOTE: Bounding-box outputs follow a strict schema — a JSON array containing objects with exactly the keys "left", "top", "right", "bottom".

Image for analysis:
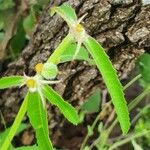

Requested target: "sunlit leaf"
[
  {"left": 42, "top": 85, "right": 80, "bottom": 125},
  {"left": 27, "top": 92, "right": 53, "bottom": 150},
  {"left": 84, "top": 36, "right": 130, "bottom": 134},
  {"left": 81, "top": 89, "right": 101, "bottom": 113},
  {"left": 0, "top": 76, "right": 24, "bottom": 89},
  {"left": 50, "top": 4, "right": 77, "bottom": 25}
]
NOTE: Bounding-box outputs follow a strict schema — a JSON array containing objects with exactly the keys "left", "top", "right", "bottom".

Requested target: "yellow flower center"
[
  {"left": 35, "top": 63, "right": 44, "bottom": 73},
  {"left": 75, "top": 24, "right": 84, "bottom": 33},
  {"left": 26, "top": 78, "right": 36, "bottom": 88}
]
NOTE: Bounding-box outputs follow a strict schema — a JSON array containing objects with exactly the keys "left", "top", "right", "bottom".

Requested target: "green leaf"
[
  {"left": 50, "top": 4, "right": 77, "bottom": 25},
  {"left": 137, "top": 53, "right": 150, "bottom": 87},
  {"left": 59, "top": 43, "right": 93, "bottom": 64},
  {"left": 0, "top": 76, "right": 24, "bottom": 89},
  {"left": 0, "top": 94, "right": 28, "bottom": 150},
  {"left": 81, "top": 89, "right": 101, "bottom": 113},
  {"left": 84, "top": 36, "right": 130, "bottom": 134},
  {"left": 42, "top": 85, "right": 80, "bottom": 125},
  {"left": 14, "top": 145, "right": 38, "bottom": 150},
  {"left": 27, "top": 92, "right": 53, "bottom": 150}
]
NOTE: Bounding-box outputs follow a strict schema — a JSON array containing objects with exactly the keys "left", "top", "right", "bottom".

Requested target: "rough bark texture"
[{"left": 0, "top": 0, "right": 150, "bottom": 149}]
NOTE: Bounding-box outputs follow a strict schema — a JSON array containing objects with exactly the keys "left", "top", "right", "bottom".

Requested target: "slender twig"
[
  {"left": 131, "top": 97, "right": 150, "bottom": 125},
  {"left": 80, "top": 113, "right": 100, "bottom": 150},
  {"left": 0, "top": 110, "right": 6, "bottom": 129},
  {"left": 123, "top": 74, "right": 142, "bottom": 90},
  {"left": 108, "top": 130, "right": 150, "bottom": 150}
]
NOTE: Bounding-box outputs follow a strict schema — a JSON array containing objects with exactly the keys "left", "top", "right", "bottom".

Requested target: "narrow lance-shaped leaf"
[
  {"left": 84, "top": 36, "right": 130, "bottom": 134},
  {"left": 50, "top": 4, "right": 77, "bottom": 25},
  {"left": 0, "top": 76, "right": 24, "bottom": 89},
  {"left": 27, "top": 92, "right": 53, "bottom": 150},
  {"left": 42, "top": 85, "right": 80, "bottom": 125},
  {"left": 0, "top": 93, "right": 28, "bottom": 150}
]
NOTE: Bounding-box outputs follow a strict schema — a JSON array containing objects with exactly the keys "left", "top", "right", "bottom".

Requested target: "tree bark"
[{"left": 0, "top": 0, "right": 149, "bottom": 148}]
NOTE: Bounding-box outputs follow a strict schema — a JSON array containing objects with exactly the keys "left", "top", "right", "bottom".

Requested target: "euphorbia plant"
[
  {"left": 0, "top": 63, "right": 79, "bottom": 150},
  {"left": 50, "top": 4, "right": 130, "bottom": 134},
  {"left": 0, "top": 4, "right": 130, "bottom": 150}
]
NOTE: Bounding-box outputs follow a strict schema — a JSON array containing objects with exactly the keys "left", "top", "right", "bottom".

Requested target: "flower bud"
[{"left": 41, "top": 62, "right": 58, "bottom": 79}]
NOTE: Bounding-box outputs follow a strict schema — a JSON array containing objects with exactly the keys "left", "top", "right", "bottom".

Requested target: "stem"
[
  {"left": 108, "top": 130, "right": 150, "bottom": 150},
  {"left": 128, "top": 87, "right": 150, "bottom": 111},
  {"left": 0, "top": 94, "right": 28, "bottom": 150},
  {"left": 80, "top": 114, "right": 100, "bottom": 150},
  {"left": 48, "top": 34, "right": 73, "bottom": 64},
  {"left": 131, "top": 100, "right": 150, "bottom": 125},
  {"left": 0, "top": 110, "right": 6, "bottom": 129},
  {"left": 89, "top": 130, "right": 109, "bottom": 150},
  {"left": 123, "top": 74, "right": 142, "bottom": 90}
]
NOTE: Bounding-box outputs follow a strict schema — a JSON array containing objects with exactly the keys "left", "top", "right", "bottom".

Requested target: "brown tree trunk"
[{"left": 0, "top": 0, "right": 149, "bottom": 149}]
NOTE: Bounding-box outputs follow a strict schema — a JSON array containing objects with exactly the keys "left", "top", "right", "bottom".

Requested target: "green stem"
[
  {"left": 80, "top": 114, "right": 100, "bottom": 150},
  {"left": 128, "top": 87, "right": 150, "bottom": 111},
  {"left": 48, "top": 34, "right": 74, "bottom": 64},
  {"left": 123, "top": 74, "right": 142, "bottom": 90},
  {"left": 0, "top": 94, "right": 28, "bottom": 150},
  {"left": 108, "top": 130, "right": 150, "bottom": 150},
  {"left": 131, "top": 100, "right": 150, "bottom": 125}
]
